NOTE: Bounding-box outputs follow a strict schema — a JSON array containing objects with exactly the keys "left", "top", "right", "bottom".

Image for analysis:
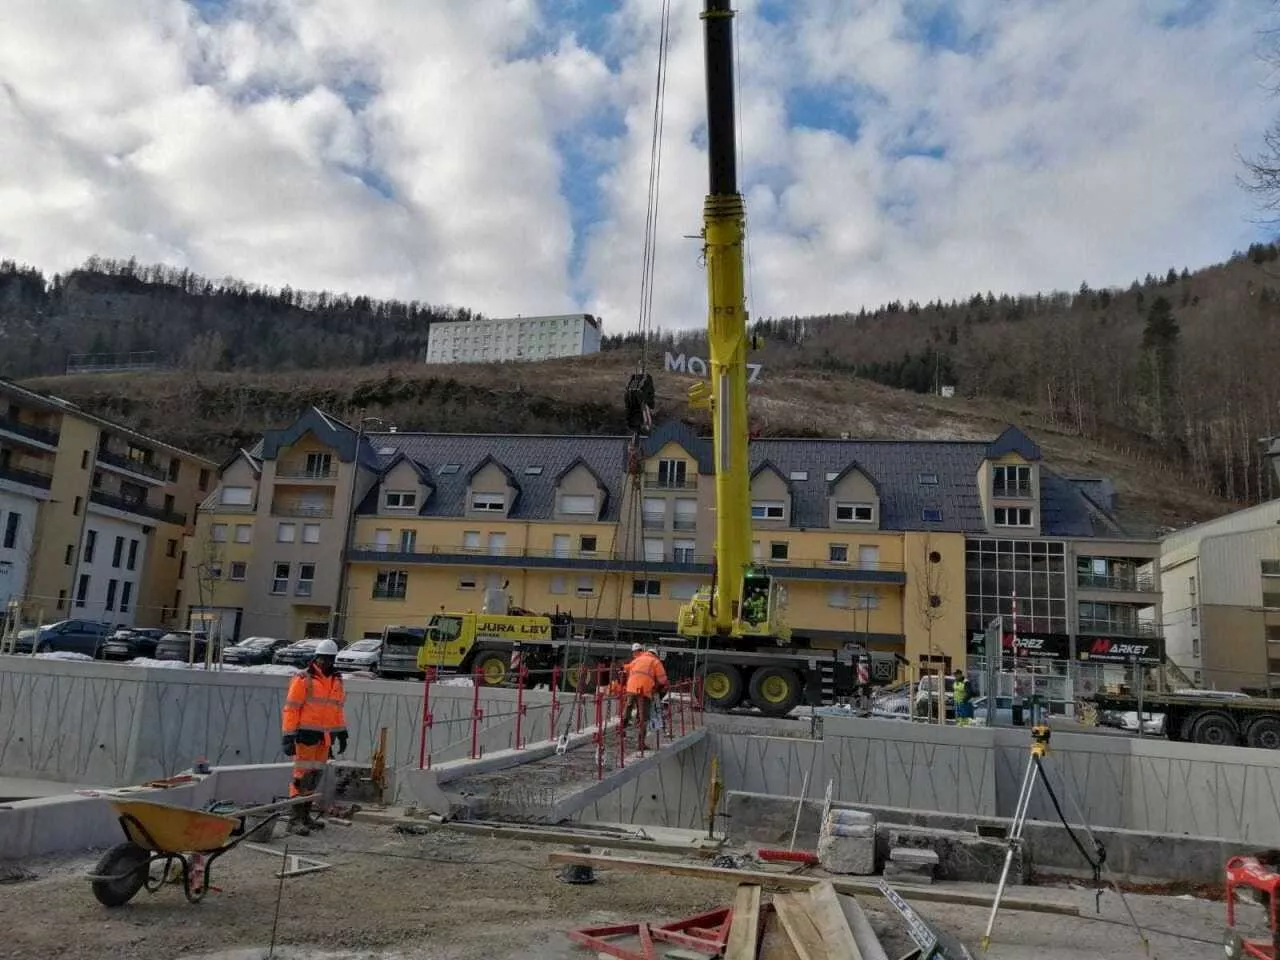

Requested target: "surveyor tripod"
[{"left": 980, "top": 725, "right": 1149, "bottom": 955}]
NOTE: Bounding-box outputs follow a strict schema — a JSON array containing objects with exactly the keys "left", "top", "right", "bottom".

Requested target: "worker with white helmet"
[{"left": 280, "top": 637, "right": 348, "bottom": 835}]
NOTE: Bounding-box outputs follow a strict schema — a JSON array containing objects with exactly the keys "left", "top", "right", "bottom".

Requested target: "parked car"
[
  {"left": 335, "top": 637, "right": 382, "bottom": 673},
  {"left": 101, "top": 627, "right": 167, "bottom": 661},
  {"left": 153, "top": 630, "right": 212, "bottom": 663},
  {"left": 17, "top": 619, "right": 116, "bottom": 657},
  {"left": 272, "top": 637, "right": 345, "bottom": 668},
  {"left": 8, "top": 628, "right": 39, "bottom": 654},
  {"left": 221, "top": 636, "right": 291, "bottom": 666}
]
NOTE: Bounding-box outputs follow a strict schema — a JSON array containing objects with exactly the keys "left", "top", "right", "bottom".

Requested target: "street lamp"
[{"left": 329, "top": 413, "right": 391, "bottom": 640}]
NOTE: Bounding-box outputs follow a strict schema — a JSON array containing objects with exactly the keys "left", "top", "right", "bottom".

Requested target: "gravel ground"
[{"left": 0, "top": 823, "right": 1251, "bottom": 960}]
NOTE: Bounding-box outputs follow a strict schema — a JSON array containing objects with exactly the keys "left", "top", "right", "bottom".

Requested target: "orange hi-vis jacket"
[
  {"left": 625, "top": 651, "right": 667, "bottom": 697},
  {"left": 282, "top": 665, "right": 347, "bottom": 746}
]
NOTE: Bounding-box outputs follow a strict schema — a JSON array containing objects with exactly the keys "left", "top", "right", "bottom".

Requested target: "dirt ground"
[{"left": 0, "top": 823, "right": 1255, "bottom": 960}]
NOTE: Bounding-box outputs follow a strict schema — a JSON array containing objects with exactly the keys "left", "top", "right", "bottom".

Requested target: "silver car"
[{"left": 335, "top": 637, "right": 382, "bottom": 673}]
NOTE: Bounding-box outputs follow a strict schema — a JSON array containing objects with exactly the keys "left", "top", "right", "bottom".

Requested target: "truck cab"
[{"left": 677, "top": 567, "right": 791, "bottom": 642}]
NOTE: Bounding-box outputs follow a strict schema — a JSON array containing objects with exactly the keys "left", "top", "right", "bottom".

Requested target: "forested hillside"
[
  {"left": 610, "top": 245, "right": 1280, "bottom": 505},
  {"left": 0, "top": 257, "right": 472, "bottom": 374}
]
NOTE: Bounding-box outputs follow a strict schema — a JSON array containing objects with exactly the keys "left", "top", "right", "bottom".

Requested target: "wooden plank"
[
  {"left": 544, "top": 852, "right": 1080, "bottom": 917},
  {"left": 773, "top": 892, "right": 828, "bottom": 960},
  {"left": 806, "top": 882, "right": 863, "bottom": 960},
  {"left": 724, "top": 884, "right": 763, "bottom": 960}
]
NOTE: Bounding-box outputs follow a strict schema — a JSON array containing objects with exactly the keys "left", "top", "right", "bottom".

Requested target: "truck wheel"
[
  {"left": 700, "top": 663, "right": 744, "bottom": 712},
  {"left": 748, "top": 666, "right": 803, "bottom": 717},
  {"left": 560, "top": 656, "right": 600, "bottom": 694},
  {"left": 1247, "top": 716, "right": 1280, "bottom": 750},
  {"left": 472, "top": 647, "right": 510, "bottom": 687},
  {"left": 1191, "top": 711, "right": 1238, "bottom": 747}
]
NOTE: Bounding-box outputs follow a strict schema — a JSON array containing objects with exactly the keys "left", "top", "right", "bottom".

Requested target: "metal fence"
[{"left": 65, "top": 352, "right": 164, "bottom": 375}]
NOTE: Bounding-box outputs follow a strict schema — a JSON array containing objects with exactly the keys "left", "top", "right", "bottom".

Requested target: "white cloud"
[{"left": 0, "top": 0, "right": 1273, "bottom": 332}]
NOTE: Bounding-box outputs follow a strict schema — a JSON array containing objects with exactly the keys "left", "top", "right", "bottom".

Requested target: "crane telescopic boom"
[{"left": 678, "top": 0, "right": 788, "bottom": 643}]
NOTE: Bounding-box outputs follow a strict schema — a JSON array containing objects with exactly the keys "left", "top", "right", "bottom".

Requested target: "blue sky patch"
[{"left": 559, "top": 109, "right": 626, "bottom": 300}]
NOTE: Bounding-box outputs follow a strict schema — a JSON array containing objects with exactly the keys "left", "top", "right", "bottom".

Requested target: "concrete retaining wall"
[{"left": 0, "top": 657, "right": 561, "bottom": 787}]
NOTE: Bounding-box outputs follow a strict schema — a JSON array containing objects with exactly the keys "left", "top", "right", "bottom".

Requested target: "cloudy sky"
[{"left": 0, "top": 0, "right": 1274, "bottom": 330}]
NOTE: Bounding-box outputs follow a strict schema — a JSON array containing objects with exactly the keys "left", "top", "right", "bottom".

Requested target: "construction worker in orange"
[
  {"left": 624, "top": 645, "right": 669, "bottom": 750},
  {"left": 280, "top": 638, "right": 348, "bottom": 836}
]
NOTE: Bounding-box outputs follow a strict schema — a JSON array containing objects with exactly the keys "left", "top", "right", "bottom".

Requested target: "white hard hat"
[
  {"left": 314, "top": 639, "right": 339, "bottom": 657},
  {"left": 631, "top": 642, "right": 643, "bottom": 652}
]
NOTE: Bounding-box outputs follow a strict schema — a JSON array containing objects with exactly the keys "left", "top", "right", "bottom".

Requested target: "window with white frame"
[
  {"left": 458, "top": 575, "right": 477, "bottom": 590},
  {"left": 674, "top": 498, "right": 697, "bottom": 531},
  {"left": 829, "top": 544, "right": 848, "bottom": 564},
  {"left": 557, "top": 494, "right": 595, "bottom": 516},
  {"left": 992, "top": 464, "right": 1032, "bottom": 496},
  {"left": 835, "top": 502, "right": 873, "bottom": 523},
  {"left": 220, "top": 486, "right": 253, "bottom": 506},
  {"left": 552, "top": 534, "right": 571, "bottom": 557},
  {"left": 471, "top": 492, "right": 506, "bottom": 512},
  {"left": 576, "top": 576, "right": 596, "bottom": 597},
  {"left": 770, "top": 541, "right": 789, "bottom": 561},
  {"left": 234, "top": 523, "right": 252, "bottom": 544},
  {"left": 993, "top": 507, "right": 1033, "bottom": 527},
  {"left": 373, "top": 569, "right": 408, "bottom": 600},
  {"left": 643, "top": 538, "right": 665, "bottom": 562},
  {"left": 399, "top": 529, "right": 416, "bottom": 552},
  {"left": 230, "top": 561, "right": 247, "bottom": 581},
  {"left": 385, "top": 490, "right": 417, "bottom": 510},
  {"left": 210, "top": 523, "right": 228, "bottom": 543},
  {"left": 579, "top": 534, "right": 598, "bottom": 554},
  {"left": 277, "top": 522, "right": 296, "bottom": 543},
  {"left": 549, "top": 575, "right": 567, "bottom": 595},
  {"left": 487, "top": 532, "right": 507, "bottom": 555},
  {"left": 673, "top": 539, "right": 696, "bottom": 564},
  {"left": 462, "top": 530, "right": 481, "bottom": 551},
  {"left": 642, "top": 497, "right": 665, "bottom": 529},
  {"left": 296, "top": 563, "right": 316, "bottom": 597},
  {"left": 302, "top": 523, "right": 321, "bottom": 544},
  {"left": 271, "top": 563, "right": 289, "bottom": 595},
  {"left": 858, "top": 545, "right": 880, "bottom": 569},
  {"left": 374, "top": 528, "right": 392, "bottom": 551},
  {"left": 751, "top": 501, "right": 785, "bottom": 520}
]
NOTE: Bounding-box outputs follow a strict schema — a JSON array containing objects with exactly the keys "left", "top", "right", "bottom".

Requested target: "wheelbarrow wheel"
[{"left": 91, "top": 841, "right": 150, "bottom": 907}]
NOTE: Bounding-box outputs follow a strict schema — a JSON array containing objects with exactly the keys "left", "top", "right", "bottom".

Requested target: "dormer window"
[
  {"left": 993, "top": 465, "right": 1033, "bottom": 498},
  {"left": 751, "top": 501, "right": 785, "bottom": 520},
  {"left": 471, "top": 492, "right": 506, "bottom": 512},
  {"left": 657, "top": 459, "right": 688, "bottom": 488},
  {"left": 385, "top": 491, "right": 417, "bottom": 510},
  {"left": 835, "top": 502, "right": 873, "bottom": 523}
]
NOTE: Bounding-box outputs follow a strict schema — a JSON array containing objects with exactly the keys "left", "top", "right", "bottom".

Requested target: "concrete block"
[
  {"left": 883, "top": 861, "right": 935, "bottom": 884},
  {"left": 393, "top": 768, "right": 453, "bottom": 817},
  {"left": 818, "top": 834, "right": 876, "bottom": 875},
  {"left": 890, "top": 846, "right": 939, "bottom": 866},
  {"left": 827, "top": 808, "right": 875, "bottom": 828}
]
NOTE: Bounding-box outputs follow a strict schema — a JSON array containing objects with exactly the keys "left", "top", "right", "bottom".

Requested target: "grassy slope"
[{"left": 23, "top": 350, "right": 1232, "bottom": 536}]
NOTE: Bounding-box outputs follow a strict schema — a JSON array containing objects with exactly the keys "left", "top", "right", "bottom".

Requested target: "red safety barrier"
[
  {"left": 514, "top": 666, "right": 528, "bottom": 751},
  {"left": 549, "top": 666, "right": 561, "bottom": 742},
  {"left": 593, "top": 667, "right": 606, "bottom": 780},
  {"left": 418, "top": 666, "right": 437, "bottom": 770},
  {"left": 469, "top": 667, "right": 484, "bottom": 760}
]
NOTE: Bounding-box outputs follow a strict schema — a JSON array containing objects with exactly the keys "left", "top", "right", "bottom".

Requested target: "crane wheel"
[
  {"left": 473, "top": 647, "right": 510, "bottom": 687},
  {"left": 748, "top": 666, "right": 802, "bottom": 717},
  {"left": 1247, "top": 716, "right": 1280, "bottom": 750},
  {"left": 699, "top": 663, "right": 744, "bottom": 712},
  {"left": 561, "top": 656, "right": 600, "bottom": 694}
]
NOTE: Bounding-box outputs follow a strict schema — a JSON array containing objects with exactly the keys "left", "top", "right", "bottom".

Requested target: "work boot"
[
  {"left": 301, "top": 802, "right": 326, "bottom": 830},
  {"left": 286, "top": 807, "right": 311, "bottom": 837}
]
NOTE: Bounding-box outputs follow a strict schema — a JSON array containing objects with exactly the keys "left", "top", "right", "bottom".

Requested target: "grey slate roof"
[{"left": 339, "top": 419, "right": 1116, "bottom": 537}]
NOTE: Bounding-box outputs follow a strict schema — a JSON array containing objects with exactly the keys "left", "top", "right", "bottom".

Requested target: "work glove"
[
  {"left": 281, "top": 734, "right": 296, "bottom": 758},
  {"left": 335, "top": 731, "right": 348, "bottom": 756}
]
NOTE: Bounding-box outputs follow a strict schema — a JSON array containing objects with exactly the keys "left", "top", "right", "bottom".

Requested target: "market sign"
[{"left": 1076, "top": 636, "right": 1164, "bottom": 665}]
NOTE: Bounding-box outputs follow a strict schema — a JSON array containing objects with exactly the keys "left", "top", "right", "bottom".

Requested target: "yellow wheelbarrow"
[{"left": 86, "top": 795, "right": 310, "bottom": 907}]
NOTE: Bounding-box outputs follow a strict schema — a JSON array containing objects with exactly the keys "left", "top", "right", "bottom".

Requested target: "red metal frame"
[
  {"left": 418, "top": 666, "right": 436, "bottom": 770},
  {"left": 1226, "top": 856, "right": 1280, "bottom": 959},
  {"left": 514, "top": 666, "right": 528, "bottom": 751},
  {"left": 469, "top": 667, "right": 484, "bottom": 760},
  {"left": 569, "top": 906, "right": 732, "bottom": 960},
  {"left": 550, "top": 665, "right": 561, "bottom": 742}
]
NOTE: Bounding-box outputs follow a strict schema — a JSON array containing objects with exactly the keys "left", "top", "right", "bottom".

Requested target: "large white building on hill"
[{"left": 424, "top": 313, "right": 602, "bottom": 364}]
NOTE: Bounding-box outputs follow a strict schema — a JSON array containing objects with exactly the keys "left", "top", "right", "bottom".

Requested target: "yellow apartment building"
[
  {"left": 0, "top": 378, "right": 215, "bottom": 632},
  {"left": 180, "top": 412, "right": 1156, "bottom": 691}
]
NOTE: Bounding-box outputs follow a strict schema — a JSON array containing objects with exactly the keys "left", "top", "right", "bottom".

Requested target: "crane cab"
[{"left": 677, "top": 566, "right": 791, "bottom": 642}]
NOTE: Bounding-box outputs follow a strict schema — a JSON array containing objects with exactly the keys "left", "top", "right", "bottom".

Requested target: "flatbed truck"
[{"left": 1088, "top": 690, "right": 1280, "bottom": 749}]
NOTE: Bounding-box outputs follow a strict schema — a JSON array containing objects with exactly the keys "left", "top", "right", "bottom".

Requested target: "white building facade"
[
  {"left": 73, "top": 511, "right": 150, "bottom": 628},
  {"left": 425, "top": 314, "right": 602, "bottom": 364},
  {"left": 0, "top": 489, "right": 41, "bottom": 613}
]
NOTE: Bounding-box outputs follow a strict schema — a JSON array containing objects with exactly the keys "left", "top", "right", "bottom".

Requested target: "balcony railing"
[
  {"left": 272, "top": 502, "right": 334, "bottom": 518},
  {"left": 642, "top": 517, "right": 665, "bottom": 530},
  {"left": 89, "top": 490, "right": 187, "bottom": 526},
  {"left": 0, "top": 415, "right": 59, "bottom": 448},
  {"left": 672, "top": 519, "right": 697, "bottom": 532},
  {"left": 97, "top": 448, "right": 167, "bottom": 482},
  {"left": 0, "top": 462, "right": 53, "bottom": 490},
  {"left": 275, "top": 463, "right": 340, "bottom": 480},
  {"left": 1078, "top": 619, "right": 1160, "bottom": 638},
  {"left": 992, "top": 483, "right": 1034, "bottom": 499},
  {"left": 349, "top": 542, "right": 906, "bottom": 573},
  {"left": 642, "top": 473, "right": 698, "bottom": 491},
  {"left": 1077, "top": 572, "right": 1157, "bottom": 593}
]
